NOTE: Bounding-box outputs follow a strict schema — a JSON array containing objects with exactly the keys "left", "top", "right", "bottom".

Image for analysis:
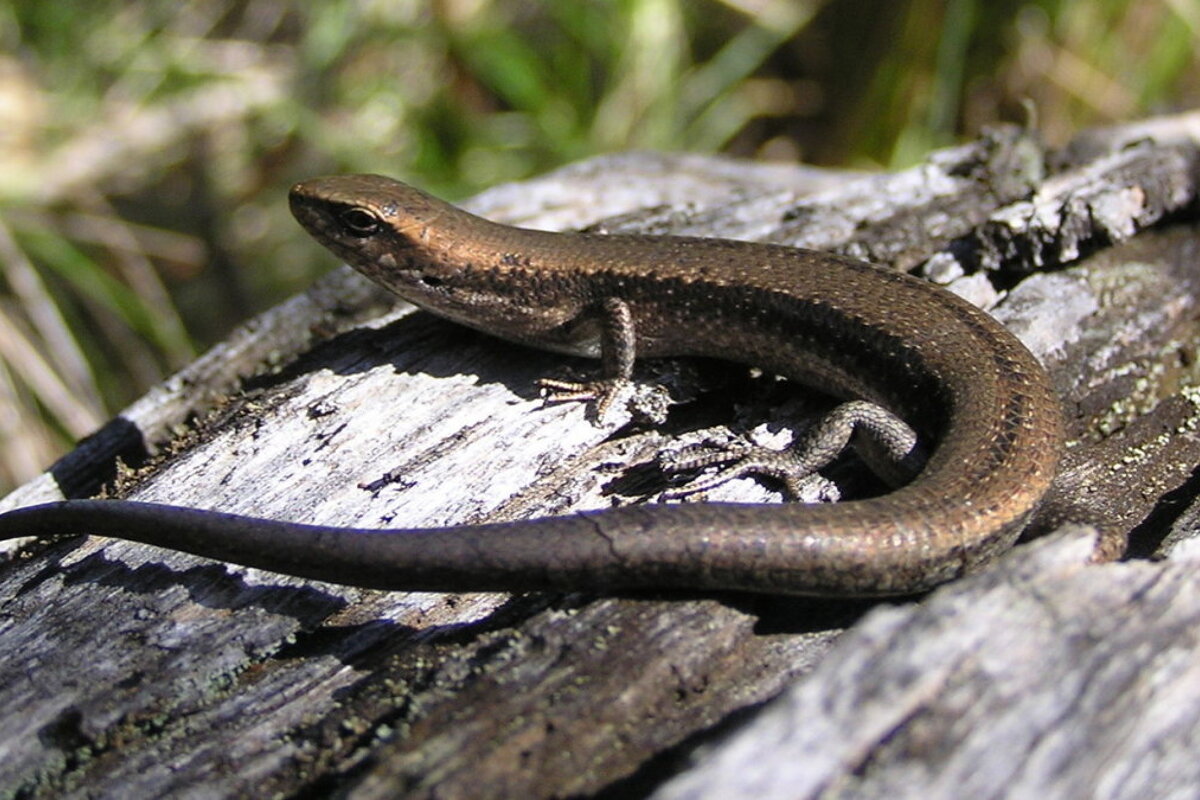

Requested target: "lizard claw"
[
  {"left": 658, "top": 400, "right": 926, "bottom": 500},
  {"left": 538, "top": 376, "right": 631, "bottom": 420},
  {"left": 658, "top": 439, "right": 812, "bottom": 499}
]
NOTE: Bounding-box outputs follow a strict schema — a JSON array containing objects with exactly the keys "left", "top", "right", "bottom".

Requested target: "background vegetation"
[{"left": 0, "top": 0, "right": 1196, "bottom": 490}]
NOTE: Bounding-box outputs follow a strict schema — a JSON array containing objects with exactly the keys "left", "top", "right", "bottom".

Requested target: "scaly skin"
[{"left": 0, "top": 175, "right": 1064, "bottom": 596}]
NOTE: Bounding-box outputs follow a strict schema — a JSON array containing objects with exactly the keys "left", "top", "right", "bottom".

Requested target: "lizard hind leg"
[{"left": 659, "top": 400, "right": 927, "bottom": 500}]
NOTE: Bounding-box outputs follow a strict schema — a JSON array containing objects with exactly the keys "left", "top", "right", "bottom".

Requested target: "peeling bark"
[{"left": 4, "top": 113, "right": 1200, "bottom": 799}]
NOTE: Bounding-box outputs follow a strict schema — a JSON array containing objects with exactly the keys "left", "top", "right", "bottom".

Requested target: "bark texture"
[{"left": 4, "top": 114, "right": 1200, "bottom": 799}]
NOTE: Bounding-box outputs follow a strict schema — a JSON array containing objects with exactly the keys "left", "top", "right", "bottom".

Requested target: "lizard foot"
[
  {"left": 538, "top": 376, "right": 632, "bottom": 420},
  {"left": 659, "top": 400, "right": 926, "bottom": 500}
]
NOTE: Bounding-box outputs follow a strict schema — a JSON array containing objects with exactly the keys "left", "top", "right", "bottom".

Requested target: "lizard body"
[{"left": 0, "top": 175, "right": 1064, "bottom": 596}]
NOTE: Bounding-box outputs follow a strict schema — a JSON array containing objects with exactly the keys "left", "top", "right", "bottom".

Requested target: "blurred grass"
[{"left": 0, "top": 0, "right": 1196, "bottom": 490}]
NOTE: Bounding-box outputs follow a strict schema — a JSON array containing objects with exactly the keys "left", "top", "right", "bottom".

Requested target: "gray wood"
[
  {"left": 653, "top": 528, "right": 1200, "bottom": 800},
  {"left": 3, "top": 112, "right": 1200, "bottom": 798}
]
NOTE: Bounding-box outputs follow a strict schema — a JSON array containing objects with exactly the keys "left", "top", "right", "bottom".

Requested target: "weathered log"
[{"left": 3, "top": 113, "right": 1200, "bottom": 798}]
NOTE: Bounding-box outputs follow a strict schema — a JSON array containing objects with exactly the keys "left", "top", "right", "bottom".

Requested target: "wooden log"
[{"left": 3, "top": 113, "right": 1200, "bottom": 798}]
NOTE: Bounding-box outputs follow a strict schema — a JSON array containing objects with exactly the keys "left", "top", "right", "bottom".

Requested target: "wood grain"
[{"left": 3, "top": 114, "right": 1200, "bottom": 798}]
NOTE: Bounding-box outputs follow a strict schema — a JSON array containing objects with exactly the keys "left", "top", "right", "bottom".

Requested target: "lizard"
[{"left": 0, "top": 174, "right": 1064, "bottom": 597}]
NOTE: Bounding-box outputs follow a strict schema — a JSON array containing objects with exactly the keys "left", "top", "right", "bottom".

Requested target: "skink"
[{"left": 0, "top": 175, "right": 1064, "bottom": 596}]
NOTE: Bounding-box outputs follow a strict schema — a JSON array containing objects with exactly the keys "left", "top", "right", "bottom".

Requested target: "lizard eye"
[{"left": 338, "top": 207, "right": 382, "bottom": 237}]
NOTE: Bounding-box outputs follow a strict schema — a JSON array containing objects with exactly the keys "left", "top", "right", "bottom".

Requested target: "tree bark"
[{"left": 3, "top": 113, "right": 1200, "bottom": 799}]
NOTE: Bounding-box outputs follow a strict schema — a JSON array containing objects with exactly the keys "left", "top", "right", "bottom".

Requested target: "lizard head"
[
  {"left": 289, "top": 174, "right": 584, "bottom": 344},
  {"left": 288, "top": 174, "right": 454, "bottom": 279}
]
